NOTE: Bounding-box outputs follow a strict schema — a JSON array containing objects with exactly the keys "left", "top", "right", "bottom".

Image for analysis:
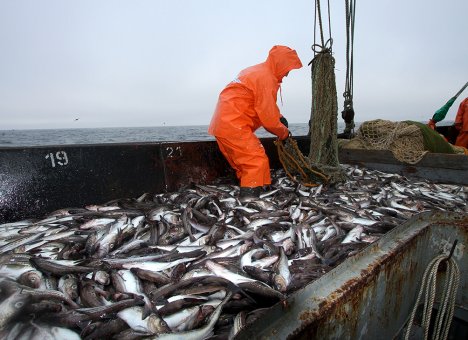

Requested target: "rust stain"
[
  {"left": 288, "top": 219, "right": 468, "bottom": 339},
  {"left": 290, "top": 224, "right": 434, "bottom": 339},
  {"left": 403, "top": 166, "right": 417, "bottom": 174}
]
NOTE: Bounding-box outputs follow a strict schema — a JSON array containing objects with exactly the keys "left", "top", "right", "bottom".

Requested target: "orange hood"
[
  {"left": 266, "top": 45, "right": 303, "bottom": 81},
  {"left": 208, "top": 45, "right": 302, "bottom": 140}
]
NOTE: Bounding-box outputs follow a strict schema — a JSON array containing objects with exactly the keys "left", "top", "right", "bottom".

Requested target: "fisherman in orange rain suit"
[
  {"left": 208, "top": 45, "right": 303, "bottom": 199},
  {"left": 454, "top": 97, "right": 468, "bottom": 149}
]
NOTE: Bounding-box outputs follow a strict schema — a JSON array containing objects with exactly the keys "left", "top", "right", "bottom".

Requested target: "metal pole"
[{"left": 453, "top": 81, "right": 468, "bottom": 99}]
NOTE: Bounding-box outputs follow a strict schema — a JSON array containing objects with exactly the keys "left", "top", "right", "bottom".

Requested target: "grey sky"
[{"left": 1, "top": 0, "right": 467, "bottom": 130}]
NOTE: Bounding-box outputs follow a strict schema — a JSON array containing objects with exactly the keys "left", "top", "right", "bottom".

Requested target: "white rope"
[{"left": 404, "top": 253, "right": 460, "bottom": 340}]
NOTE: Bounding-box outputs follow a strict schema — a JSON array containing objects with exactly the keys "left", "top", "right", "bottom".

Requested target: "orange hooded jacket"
[
  {"left": 208, "top": 45, "right": 303, "bottom": 140},
  {"left": 454, "top": 97, "right": 468, "bottom": 148},
  {"left": 455, "top": 97, "right": 468, "bottom": 132}
]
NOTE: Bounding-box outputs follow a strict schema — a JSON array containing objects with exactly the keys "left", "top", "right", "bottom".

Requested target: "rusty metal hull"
[
  {"left": 236, "top": 211, "right": 468, "bottom": 339},
  {"left": 0, "top": 141, "right": 235, "bottom": 223},
  {"left": 1, "top": 137, "right": 467, "bottom": 223}
]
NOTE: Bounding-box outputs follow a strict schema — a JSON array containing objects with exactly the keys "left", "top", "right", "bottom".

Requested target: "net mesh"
[
  {"left": 307, "top": 50, "right": 346, "bottom": 183},
  {"left": 275, "top": 137, "right": 330, "bottom": 186},
  {"left": 275, "top": 49, "right": 346, "bottom": 186},
  {"left": 355, "top": 119, "right": 428, "bottom": 164}
]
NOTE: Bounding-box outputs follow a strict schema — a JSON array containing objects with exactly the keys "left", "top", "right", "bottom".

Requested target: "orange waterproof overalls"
[
  {"left": 208, "top": 45, "right": 303, "bottom": 188},
  {"left": 455, "top": 97, "right": 468, "bottom": 148}
]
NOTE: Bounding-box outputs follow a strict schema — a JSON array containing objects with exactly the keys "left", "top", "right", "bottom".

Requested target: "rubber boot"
[
  {"left": 239, "top": 186, "right": 262, "bottom": 203},
  {"left": 263, "top": 185, "right": 272, "bottom": 192}
]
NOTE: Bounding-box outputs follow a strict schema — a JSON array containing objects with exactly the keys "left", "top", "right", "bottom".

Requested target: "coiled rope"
[{"left": 404, "top": 243, "right": 460, "bottom": 340}]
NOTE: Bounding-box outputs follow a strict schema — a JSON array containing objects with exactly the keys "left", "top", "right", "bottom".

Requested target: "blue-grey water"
[{"left": 0, "top": 123, "right": 342, "bottom": 147}]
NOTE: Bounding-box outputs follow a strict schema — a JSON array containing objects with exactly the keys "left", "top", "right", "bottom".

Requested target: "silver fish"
[
  {"left": 58, "top": 274, "right": 79, "bottom": 300},
  {"left": 155, "top": 291, "right": 232, "bottom": 340},
  {"left": 273, "top": 248, "right": 291, "bottom": 292},
  {"left": 0, "top": 232, "right": 45, "bottom": 253},
  {"left": 117, "top": 307, "right": 170, "bottom": 334},
  {"left": 0, "top": 291, "right": 31, "bottom": 329}
]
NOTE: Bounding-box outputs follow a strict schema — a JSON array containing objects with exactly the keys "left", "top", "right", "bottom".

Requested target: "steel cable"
[{"left": 343, "top": 0, "right": 356, "bottom": 136}]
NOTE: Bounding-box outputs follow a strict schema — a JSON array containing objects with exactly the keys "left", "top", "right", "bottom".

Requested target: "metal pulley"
[
  {"left": 341, "top": 95, "right": 355, "bottom": 138},
  {"left": 341, "top": 96, "right": 355, "bottom": 124}
]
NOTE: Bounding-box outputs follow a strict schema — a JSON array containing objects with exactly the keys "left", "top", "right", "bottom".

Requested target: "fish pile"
[{"left": 0, "top": 164, "right": 466, "bottom": 339}]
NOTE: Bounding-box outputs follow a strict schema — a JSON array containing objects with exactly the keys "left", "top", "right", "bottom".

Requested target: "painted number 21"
[
  {"left": 45, "top": 151, "right": 69, "bottom": 168},
  {"left": 165, "top": 146, "right": 182, "bottom": 158}
]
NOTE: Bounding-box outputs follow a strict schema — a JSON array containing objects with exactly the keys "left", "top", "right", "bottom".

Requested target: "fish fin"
[
  {"left": 227, "top": 282, "right": 256, "bottom": 304},
  {"left": 77, "top": 319, "right": 92, "bottom": 330},
  {"left": 142, "top": 303, "right": 152, "bottom": 320}
]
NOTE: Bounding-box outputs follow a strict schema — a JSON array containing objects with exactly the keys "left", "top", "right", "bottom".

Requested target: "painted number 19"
[{"left": 45, "top": 151, "right": 69, "bottom": 168}]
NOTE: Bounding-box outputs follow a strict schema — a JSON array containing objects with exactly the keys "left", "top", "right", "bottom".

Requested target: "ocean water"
[{"left": 0, "top": 123, "right": 346, "bottom": 147}]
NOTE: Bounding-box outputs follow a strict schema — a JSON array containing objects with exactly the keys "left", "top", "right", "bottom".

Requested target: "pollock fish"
[
  {"left": 273, "top": 248, "right": 291, "bottom": 292},
  {"left": 30, "top": 258, "right": 94, "bottom": 276},
  {"left": 117, "top": 307, "right": 171, "bottom": 334},
  {"left": 0, "top": 232, "right": 45, "bottom": 254},
  {"left": 155, "top": 291, "right": 232, "bottom": 340},
  {"left": 0, "top": 291, "right": 31, "bottom": 329},
  {"left": 342, "top": 226, "right": 365, "bottom": 244}
]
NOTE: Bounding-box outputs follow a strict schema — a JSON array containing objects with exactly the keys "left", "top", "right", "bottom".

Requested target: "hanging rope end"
[{"left": 444, "top": 239, "right": 458, "bottom": 261}]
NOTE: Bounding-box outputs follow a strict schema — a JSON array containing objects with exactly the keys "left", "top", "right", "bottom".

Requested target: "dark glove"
[
  {"left": 280, "top": 130, "right": 291, "bottom": 141},
  {"left": 280, "top": 116, "right": 289, "bottom": 128}
]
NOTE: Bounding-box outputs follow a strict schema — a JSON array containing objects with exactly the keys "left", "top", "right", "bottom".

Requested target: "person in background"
[
  {"left": 208, "top": 45, "right": 302, "bottom": 200},
  {"left": 454, "top": 97, "right": 468, "bottom": 149}
]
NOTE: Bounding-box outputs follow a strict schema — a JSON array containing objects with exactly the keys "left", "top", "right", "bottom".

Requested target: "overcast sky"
[{"left": 1, "top": 0, "right": 467, "bottom": 130}]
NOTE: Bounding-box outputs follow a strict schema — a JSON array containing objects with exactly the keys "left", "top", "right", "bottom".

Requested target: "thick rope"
[
  {"left": 315, "top": 0, "right": 325, "bottom": 47},
  {"left": 277, "top": 0, "right": 344, "bottom": 186},
  {"left": 404, "top": 253, "right": 460, "bottom": 340},
  {"left": 314, "top": 0, "right": 333, "bottom": 56},
  {"left": 308, "top": 49, "right": 346, "bottom": 184},
  {"left": 342, "top": 0, "right": 356, "bottom": 137},
  {"left": 275, "top": 137, "right": 329, "bottom": 187}
]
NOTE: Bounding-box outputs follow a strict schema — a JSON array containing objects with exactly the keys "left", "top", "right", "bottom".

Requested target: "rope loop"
[
  {"left": 404, "top": 247, "right": 460, "bottom": 340},
  {"left": 311, "top": 38, "right": 333, "bottom": 54},
  {"left": 309, "top": 38, "right": 333, "bottom": 65}
]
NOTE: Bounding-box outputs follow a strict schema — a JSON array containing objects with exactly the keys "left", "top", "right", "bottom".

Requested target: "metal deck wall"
[
  {"left": 1, "top": 137, "right": 467, "bottom": 223},
  {"left": 236, "top": 212, "right": 467, "bottom": 339}
]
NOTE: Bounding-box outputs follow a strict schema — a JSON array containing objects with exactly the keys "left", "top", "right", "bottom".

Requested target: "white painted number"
[
  {"left": 45, "top": 151, "right": 69, "bottom": 168},
  {"left": 165, "top": 146, "right": 182, "bottom": 158}
]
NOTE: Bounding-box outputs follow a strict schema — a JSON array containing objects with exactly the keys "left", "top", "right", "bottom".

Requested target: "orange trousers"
[
  {"left": 215, "top": 134, "right": 271, "bottom": 187},
  {"left": 455, "top": 131, "right": 468, "bottom": 149}
]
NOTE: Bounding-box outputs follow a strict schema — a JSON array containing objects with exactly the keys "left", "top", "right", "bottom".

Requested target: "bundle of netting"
[
  {"left": 353, "top": 119, "right": 455, "bottom": 164},
  {"left": 275, "top": 137, "right": 330, "bottom": 187},
  {"left": 308, "top": 49, "right": 346, "bottom": 183}
]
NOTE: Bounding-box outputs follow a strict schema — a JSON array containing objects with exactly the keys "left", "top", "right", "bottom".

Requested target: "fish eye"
[{"left": 15, "top": 302, "right": 24, "bottom": 308}]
